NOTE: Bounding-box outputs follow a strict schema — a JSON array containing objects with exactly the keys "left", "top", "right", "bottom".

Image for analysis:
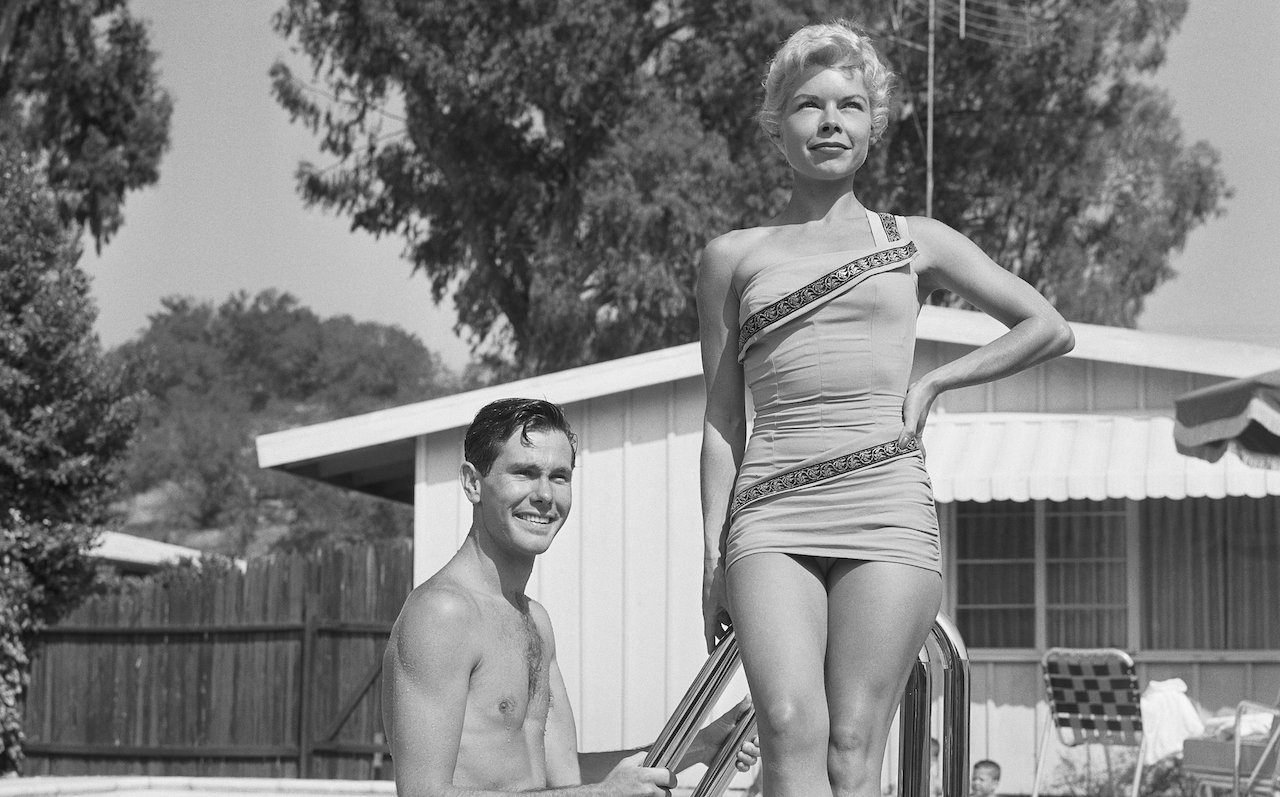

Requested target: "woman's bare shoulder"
[
  {"left": 901, "top": 215, "right": 976, "bottom": 271},
  {"left": 903, "top": 215, "right": 970, "bottom": 250},
  {"left": 702, "top": 226, "right": 777, "bottom": 273}
]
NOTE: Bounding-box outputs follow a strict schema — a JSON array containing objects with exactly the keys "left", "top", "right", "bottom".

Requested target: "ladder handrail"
[{"left": 656, "top": 614, "right": 970, "bottom": 797}]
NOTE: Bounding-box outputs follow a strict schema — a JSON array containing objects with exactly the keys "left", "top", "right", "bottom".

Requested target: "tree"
[
  {"left": 865, "top": 0, "right": 1228, "bottom": 324},
  {"left": 0, "top": 151, "right": 141, "bottom": 531},
  {"left": 0, "top": 149, "right": 142, "bottom": 773},
  {"left": 0, "top": 0, "right": 172, "bottom": 250},
  {"left": 113, "top": 290, "right": 459, "bottom": 553},
  {"left": 0, "top": 1, "right": 168, "bottom": 771},
  {"left": 271, "top": 0, "right": 1226, "bottom": 375}
]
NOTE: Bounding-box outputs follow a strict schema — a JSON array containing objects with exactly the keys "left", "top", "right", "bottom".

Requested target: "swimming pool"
[{"left": 0, "top": 776, "right": 396, "bottom": 796}]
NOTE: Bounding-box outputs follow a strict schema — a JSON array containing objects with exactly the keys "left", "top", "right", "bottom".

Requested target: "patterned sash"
[
  {"left": 730, "top": 436, "right": 920, "bottom": 516},
  {"left": 736, "top": 212, "right": 916, "bottom": 362}
]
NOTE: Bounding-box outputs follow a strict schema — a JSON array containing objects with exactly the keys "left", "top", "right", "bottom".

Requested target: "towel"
[{"left": 1140, "top": 678, "right": 1206, "bottom": 764}]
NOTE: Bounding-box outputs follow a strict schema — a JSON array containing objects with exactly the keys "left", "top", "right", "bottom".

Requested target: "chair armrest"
[
  {"left": 1231, "top": 701, "right": 1280, "bottom": 795},
  {"left": 1235, "top": 701, "right": 1280, "bottom": 719}
]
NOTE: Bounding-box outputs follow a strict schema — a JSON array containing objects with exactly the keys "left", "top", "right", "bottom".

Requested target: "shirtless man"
[{"left": 383, "top": 398, "right": 756, "bottom": 796}]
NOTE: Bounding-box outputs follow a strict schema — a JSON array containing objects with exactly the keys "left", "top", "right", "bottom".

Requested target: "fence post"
[{"left": 298, "top": 589, "right": 319, "bottom": 778}]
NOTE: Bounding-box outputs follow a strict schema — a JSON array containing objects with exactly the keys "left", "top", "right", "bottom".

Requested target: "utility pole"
[{"left": 926, "top": 0, "right": 936, "bottom": 219}]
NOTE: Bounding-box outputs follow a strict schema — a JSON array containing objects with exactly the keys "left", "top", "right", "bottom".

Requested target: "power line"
[{"left": 282, "top": 71, "right": 409, "bottom": 125}]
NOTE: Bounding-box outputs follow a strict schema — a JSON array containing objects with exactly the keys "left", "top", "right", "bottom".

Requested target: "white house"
[{"left": 257, "top": 306, "right": 1280, "bottom": 793}]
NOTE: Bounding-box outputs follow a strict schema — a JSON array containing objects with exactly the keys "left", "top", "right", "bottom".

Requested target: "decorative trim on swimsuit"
[
  {"left": 736, "top": 241, "right": 918, "bottom": 359},
  {"left": 879, "top": 213, "right": 901, "bottom": 242},
  {"left": 730, "top": 436, "right": 922, "bottom": 516}
]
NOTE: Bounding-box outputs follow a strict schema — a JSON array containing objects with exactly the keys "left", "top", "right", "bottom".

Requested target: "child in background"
[{"left": 971, "top": 759, "right": 1002, "bottom": 797}]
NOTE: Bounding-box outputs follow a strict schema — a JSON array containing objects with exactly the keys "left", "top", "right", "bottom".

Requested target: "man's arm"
[
  {"left": 382, "top": 586, "right": 486, "bottom": 797},
  {"left": 545, "top": 660, "right": 647, "bottom": 785},
  {"left": 540, "top": 606, "right": 669, "bottom": 793}
]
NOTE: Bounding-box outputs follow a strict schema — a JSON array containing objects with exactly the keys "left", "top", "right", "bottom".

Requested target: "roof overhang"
[{"left": 90, "top": 531, "right": 208, "bottom": 573}]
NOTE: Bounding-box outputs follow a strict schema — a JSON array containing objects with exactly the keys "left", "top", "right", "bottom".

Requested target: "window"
[
  {"left": 953, "top": 499, "right": 1129, "bottom": 649},
  {"left": 1044, "top": 500, "right": 1127, "bottom": 648},
  {"left": 953, "top": 496, "right": 1280, "bottom": 651},
  {"left": 954, "top": 501, "right": 1035, "bottom": 648},
  {"left": 1140, "top": 496, "right": 1280, "bottom": 650}
]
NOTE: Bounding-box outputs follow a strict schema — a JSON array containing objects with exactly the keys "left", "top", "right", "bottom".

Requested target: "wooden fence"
[{"left": 20, "top": 539, "right": 413, "bottom": 779}]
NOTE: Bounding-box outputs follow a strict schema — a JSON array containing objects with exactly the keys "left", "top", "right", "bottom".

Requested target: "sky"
[{"left": 85, "top": 1, "right": 1280, "bottom": 373}]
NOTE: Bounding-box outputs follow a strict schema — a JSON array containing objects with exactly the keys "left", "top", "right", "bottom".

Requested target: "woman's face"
[{"left": 775, "top": 65, "right": 872, "bottom": 182}]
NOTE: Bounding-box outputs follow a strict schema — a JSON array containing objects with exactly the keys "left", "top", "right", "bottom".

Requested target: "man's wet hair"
[{"left": 464, "top": 398, "right": 578, "bottom": 475}]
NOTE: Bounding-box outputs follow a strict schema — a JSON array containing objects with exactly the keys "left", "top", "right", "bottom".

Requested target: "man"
[
  {"left": 383, "top": 398, "right": 756, "bottom": 796},
  {"left": 970, "top": 760, "right": 1001, "bottom": 797}
]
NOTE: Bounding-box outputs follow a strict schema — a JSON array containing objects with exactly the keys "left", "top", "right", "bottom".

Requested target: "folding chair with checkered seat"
[{"left": 1032, "top": 647, "right": 1149, "bottom": 797}]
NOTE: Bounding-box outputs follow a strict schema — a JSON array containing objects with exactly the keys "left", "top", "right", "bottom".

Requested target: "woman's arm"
[
  {"left": 900, "top": 216, "right": 1075, "bottom": 445},
  {"left": 696, "top": 235, "right": 748, "bottom": 652}
]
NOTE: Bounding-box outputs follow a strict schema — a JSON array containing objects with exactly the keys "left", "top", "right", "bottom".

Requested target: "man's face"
[
  {"left": 462, "top": 427, "right": 573, "bottom": 558},
  {"left": 971, "top": 768, "right": 999, "bottom": 797}
]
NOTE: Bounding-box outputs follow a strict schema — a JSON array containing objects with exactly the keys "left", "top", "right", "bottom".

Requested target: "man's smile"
[{"left": 516, "top": 512, "right": 555, "bottom": 525}]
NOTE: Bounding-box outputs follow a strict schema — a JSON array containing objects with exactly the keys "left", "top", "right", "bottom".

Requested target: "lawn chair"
[
  {"left": 1032, "top": 648, "right": 1148, "bottom": 797},
  {"left": 1182, "top": 689, "right": 1280, "bottom": 797}
]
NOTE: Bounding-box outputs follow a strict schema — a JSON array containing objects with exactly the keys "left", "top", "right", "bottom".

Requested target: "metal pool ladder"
[{"left": 645, "top": 614, "right": 970, "bottom": 797}]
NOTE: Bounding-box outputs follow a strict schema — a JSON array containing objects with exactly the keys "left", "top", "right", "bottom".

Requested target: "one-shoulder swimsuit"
[{"left": 726, "top": 209, "right": 940, "bottom": 573}]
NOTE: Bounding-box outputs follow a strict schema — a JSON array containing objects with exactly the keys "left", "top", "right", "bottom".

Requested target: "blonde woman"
[{"left": 697, "top": 20, "right": 1073, "bottom": 796}]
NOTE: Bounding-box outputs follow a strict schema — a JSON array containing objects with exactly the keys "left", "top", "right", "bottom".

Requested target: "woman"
[{"left": 697, "top": 20, "right": 1074, "bottom": 797}]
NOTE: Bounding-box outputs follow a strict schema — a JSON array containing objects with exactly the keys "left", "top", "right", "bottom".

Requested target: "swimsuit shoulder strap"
[{"left": 868, "top": 209, "right": 908, "bottom": 245}]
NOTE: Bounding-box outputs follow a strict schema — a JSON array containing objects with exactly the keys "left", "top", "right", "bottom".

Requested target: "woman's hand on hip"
[{"left": 898, "top": 376, "right": 939, "bottom": 449}]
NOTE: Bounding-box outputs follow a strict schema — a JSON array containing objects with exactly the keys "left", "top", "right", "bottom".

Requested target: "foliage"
[
  {"left": 871, "top": 0, "right": 1228, "bottom": 325},
  {"left": 89, "top": 549, "right": 243, "bottom": 600},
  {"left": 271, "top": 0, "right": 1226, "bottom": 375},
  {"left": 1051, "top": 748, "right": 1195, "bottom": 797},
  {"left": 0, "top": 149, "right": 141, "bottom": 774},
  {"left": 0, "top": 0, "right": 168, "bottom": 769},
  {"left": 1, "top": 516, "right": 100, "bottom": 774},
  {"left": 111, "top": 290, "right": 460, "bottom": 553},
  {"left": 0, "top": 0, "right": 172, "bottom": 250},
  {"left": 0, "top": 152, "right": 142, "bottom": 527}
]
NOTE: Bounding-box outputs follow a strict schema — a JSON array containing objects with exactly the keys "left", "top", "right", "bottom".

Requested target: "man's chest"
[{"left": 466, "top": 613, "right": 550, "bottom": 731}]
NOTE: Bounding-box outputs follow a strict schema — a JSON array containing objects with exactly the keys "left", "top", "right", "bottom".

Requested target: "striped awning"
[
  {"left": 924, "top": 413, "right": 1280, "bottom": 503},
  {"left": 1175, "top": 368, "right": 1280, "bottom": 469}
]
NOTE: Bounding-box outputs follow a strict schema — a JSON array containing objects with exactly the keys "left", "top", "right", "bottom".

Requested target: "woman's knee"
[
  {"left": 827, "top": 719, "right": 876, "bottom": 758},
  {"left": 756, "top": 693, "right": 828, "bottom": 748},
  {"left": 828, "top": 720, "right": 886, "bottom": 795}
]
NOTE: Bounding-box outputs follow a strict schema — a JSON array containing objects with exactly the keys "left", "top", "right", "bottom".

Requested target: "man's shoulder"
[
  {"left": 395, "top": 577, "right": 483, "bottom": 637},
  {"left": 386, "top": 579, "right": 484, "bottom": 676}
]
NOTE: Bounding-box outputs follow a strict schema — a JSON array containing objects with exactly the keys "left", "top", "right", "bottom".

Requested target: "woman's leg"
[
  {"left": 728, "top": 552, "right": 833, "bottom": 797},
  {"left": 824, "top": 561, "right": 942, "bottom": 797}
]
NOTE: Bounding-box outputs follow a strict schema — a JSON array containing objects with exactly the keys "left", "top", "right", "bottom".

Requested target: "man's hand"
[
  {"left": 599, "top": 751, "right": 675, "bottom": 796},
  {"left": 681, "top": 696, "right": 759, "bottom": 773}
]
